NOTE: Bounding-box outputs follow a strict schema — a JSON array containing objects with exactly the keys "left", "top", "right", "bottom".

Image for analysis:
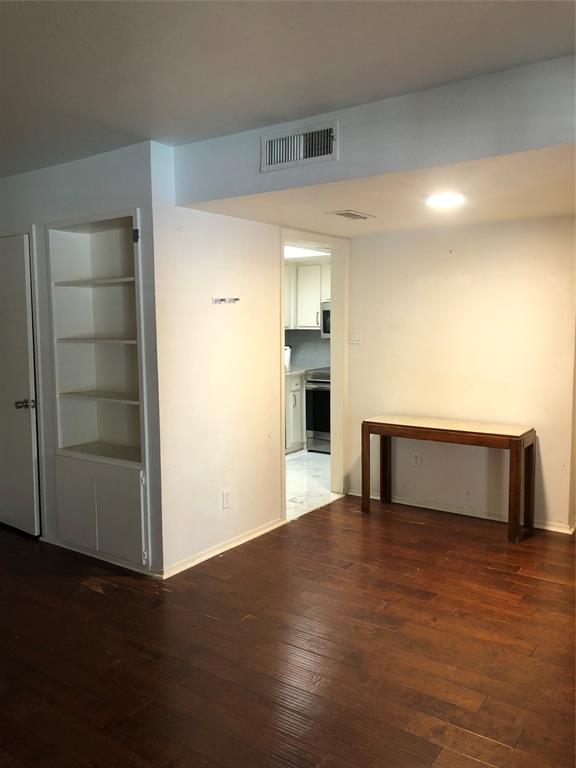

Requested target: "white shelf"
[
  {"left": 60, "top": 390, "right": 140, "bottom": 406},
  {"left": 53, "top": 277, "right": 135, "bottom": 288},
  {"left": 56, "top": 337, "right": 138, "bottom": 344},
  {"left": 59, "top": 441, "right": 142, "bottom": 465}
]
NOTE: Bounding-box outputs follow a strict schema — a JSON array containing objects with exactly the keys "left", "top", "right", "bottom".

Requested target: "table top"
[{"left": 364, "top": 414, "right": 534, "bottom": 438}]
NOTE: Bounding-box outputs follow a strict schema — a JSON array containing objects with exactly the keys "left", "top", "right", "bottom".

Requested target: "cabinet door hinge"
[
  {"left": 142, "top": 550, "right": 148, "bottom": 565},
  {"left": 132, "top": 228, "right": 140, "bottom": 244},
  {"left": 139, "top": 471, "right": 146, "bottom": 486}
]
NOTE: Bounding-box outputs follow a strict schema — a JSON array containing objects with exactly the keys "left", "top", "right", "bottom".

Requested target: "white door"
[{"left": 0, "top": 235, "right": 40, "bottom": 534}]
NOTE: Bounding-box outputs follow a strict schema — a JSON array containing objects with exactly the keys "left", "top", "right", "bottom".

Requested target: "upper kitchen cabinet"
[
  {"left": 284, "top": 263, "right": 297, "bottom": 329},
  {"left": 321, "top": 264, "right": 331, "bottom": 303},
  {"left": 296, "top": 264, "right": 322, "bottom": 329}
]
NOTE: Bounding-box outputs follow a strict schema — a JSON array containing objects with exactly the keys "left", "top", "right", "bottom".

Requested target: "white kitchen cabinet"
[
  {"left": 285, "top": 373, "right": 305, "bottom": 453},
  {"left": 55, "top": 455, "right": 145, "bottom": 566},
  {"left": 321, "top": 264, "right": 331, "bottom": 303},
  {"left": 296, "top": 264, "right": 322, "bottom": 328},
  {"left": 284, "top": 263, "right": 297, "bottom": 329}
]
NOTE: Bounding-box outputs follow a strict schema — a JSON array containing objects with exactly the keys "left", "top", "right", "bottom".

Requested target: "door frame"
[
  {"left": 280, "top": 227, "right": 350, "bottom": 520},
  {"left": 0, "top": 227, "right": 42, "bottom": 534}
]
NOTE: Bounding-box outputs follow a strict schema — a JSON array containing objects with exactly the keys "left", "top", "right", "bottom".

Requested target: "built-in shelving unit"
[{"left": 49, "top": 216, "right": 143, "bottom": 466}]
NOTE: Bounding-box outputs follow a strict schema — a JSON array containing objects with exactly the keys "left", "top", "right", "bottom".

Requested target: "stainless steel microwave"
[{"left": 320, "top": 302, "right": 331, "bottom": 339}]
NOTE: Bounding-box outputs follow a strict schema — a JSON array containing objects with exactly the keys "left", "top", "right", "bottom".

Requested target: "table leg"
[
  {"left": 361, "top": 423, "right": 371, "bottom": 513},
  {"left": 523, "top": 440, "right": 535, "bottom": 533},
  {"left": 380, "top": 435, "right": 392, "bottom": 504},
  {"left": 508, "top": 439, "right": 523, "bottom": 543}
]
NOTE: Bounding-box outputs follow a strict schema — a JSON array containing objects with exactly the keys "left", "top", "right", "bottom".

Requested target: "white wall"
[
  {"left": 151, "top": 144, "right": 284, "bottom": 574},
  {"left": 0, "top": 142, "right": 164, "bottom": 571},
  {"left": 175, "top": 57, "right": 575, "bottom": 205},
  {"left": 347, "top": 216, "right": 576, "bottom": 533}
]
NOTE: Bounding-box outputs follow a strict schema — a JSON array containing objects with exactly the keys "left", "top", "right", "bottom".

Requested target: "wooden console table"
[{"left": 361, "top": 415, "right": 536, "bottom": 543}]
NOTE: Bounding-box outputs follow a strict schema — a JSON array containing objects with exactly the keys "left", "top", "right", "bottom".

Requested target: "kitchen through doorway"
[{"left": 283, "top": 238, "right": 341, "bottom": 520}]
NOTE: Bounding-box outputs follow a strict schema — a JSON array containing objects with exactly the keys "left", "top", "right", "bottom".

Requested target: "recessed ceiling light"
[
  {"left": 425, "top": 191, "right": 466, "bottom": 210},
  {"left": 284, "top": 245, "right": 331, "bottom": 260}
]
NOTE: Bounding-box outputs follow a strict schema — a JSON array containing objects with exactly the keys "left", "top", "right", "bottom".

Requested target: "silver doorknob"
[{"left": 14, "top": 399, "right": 30, "bottom": 410}]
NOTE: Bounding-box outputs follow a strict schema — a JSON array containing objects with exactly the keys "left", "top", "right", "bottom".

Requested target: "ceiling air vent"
[
  {"left": 261, "top": 120, "right": 339, "bottom": 172},
  {"left": 328, "top": 209, "right": 375, "bottom": 222}
]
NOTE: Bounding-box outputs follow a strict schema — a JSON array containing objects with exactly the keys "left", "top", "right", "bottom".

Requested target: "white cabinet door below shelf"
[
  {"left": 56, "top": 456, "right": 97, "bottom": 550},
  {"left": 296, "top": 265, "right": 321, "bottom": 328},
  {"left": 95, "top": 463, "right": 144, "bottom": 565},
  {"left": 55, "top": 455, "right": 145, "bottom": 567}
]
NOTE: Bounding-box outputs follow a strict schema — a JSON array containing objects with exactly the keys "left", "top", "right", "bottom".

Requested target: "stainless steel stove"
[{"left": 305, "top": 367, "right": 330, "bottom": 453}]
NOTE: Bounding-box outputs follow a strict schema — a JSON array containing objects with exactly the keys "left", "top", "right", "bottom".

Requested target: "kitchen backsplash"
[{"left": 285, "top": 330, "right": 330, "bottom": 370}]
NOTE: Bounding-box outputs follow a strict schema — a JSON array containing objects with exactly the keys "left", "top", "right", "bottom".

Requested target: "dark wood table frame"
[{"left": 361, "top": 418, "right": 536, "bottom": 543}]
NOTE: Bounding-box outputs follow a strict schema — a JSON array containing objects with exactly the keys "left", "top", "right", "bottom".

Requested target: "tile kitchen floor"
[{"left": 285, "top": 449, "right": 342, "bottom": 520}]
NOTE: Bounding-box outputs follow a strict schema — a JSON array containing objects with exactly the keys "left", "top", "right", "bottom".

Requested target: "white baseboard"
[
  {"left": 347, "top": 491, "right": 575, "bottom": 535},
  {"left": 162, "top": 517, "right": 286, "bottom": 579}
]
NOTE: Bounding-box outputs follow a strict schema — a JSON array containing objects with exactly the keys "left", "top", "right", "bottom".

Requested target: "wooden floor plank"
[{"left": 0, "top": 498, "right": 573, "bottom": 768}]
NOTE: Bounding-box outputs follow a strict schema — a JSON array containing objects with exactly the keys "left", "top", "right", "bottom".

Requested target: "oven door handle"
[{"left": 305, "top": 382, "right": 330, "bottom": 390}]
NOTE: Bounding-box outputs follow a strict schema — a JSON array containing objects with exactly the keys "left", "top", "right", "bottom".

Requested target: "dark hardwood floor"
[{"left": 0, "top": 496, "right": 574, "bottom": 768}]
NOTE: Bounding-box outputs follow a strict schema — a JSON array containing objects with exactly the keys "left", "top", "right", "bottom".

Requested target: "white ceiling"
[
  {"left": 0, "top": 1, "right": 574, "bottom": 178},
  {"left": 194, "top": 145, "right": 575, "bottom": 237}
]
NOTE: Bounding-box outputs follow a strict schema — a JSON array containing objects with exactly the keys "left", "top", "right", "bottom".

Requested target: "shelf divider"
[
  {"left": 59, "top": 390, "right": 140, "bottom": 406},
  {"left": 58, "top": 442, "right": 141, "bottom": 465},
  {"left": 53, "top": 277, "right": 135, "bottom": 288},
  {"left": 56, "top": 337, "right": 138, "bottom": 344}
]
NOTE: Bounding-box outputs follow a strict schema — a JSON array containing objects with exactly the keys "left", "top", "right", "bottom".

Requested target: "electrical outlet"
[
  {"left": 349, "top": 330, "right": 363, "bottom": 345},
  {"left": 222, "top": 490, "right": 231, "bottom": 510},
  {"left": 411, "top": 452, "right": 422, "bottom": 468}
]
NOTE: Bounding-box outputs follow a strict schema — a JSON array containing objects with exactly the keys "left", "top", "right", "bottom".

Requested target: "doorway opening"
[{"left": 283, "top": 236, "right": 342, "bottom": 520}]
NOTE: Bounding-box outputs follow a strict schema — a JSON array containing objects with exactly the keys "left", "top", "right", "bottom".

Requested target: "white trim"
[
  {"left": 162, "top": 518, "right": 286, "bottom": 579},
  {"left": 347, "top": 491, "right": 575, "bottom": 535},
  {"left": 279, "top": 230, "right": 287, "bottom": 523},
  {"left": 280, "top": 227, "right": 349, "bottom": 497}
]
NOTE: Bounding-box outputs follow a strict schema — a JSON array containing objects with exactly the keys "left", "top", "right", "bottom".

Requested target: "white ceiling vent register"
[
  {"left": 328, "top": 209, "right": 375, "bottom": 221},
  {"left": 260, "top": 120, "right": 339, "bottom": 172}
]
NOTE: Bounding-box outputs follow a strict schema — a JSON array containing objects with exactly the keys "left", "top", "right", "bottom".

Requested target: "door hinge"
[
  {"left": 139, "top": 471, "right": 146, "bottom": 486},
  {"left": 142, "top": 550, "right": 148, "bottom": 565},
  {"left": 132, "top": 228, "right": 140, "bottom": 244}
]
